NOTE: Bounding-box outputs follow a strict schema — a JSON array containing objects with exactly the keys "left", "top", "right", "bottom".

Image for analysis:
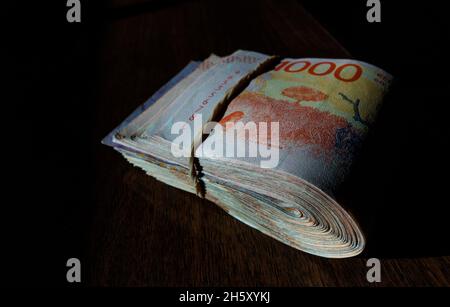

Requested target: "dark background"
[{"left": 5, "top": 0, "right": 449, "bottom": 286}]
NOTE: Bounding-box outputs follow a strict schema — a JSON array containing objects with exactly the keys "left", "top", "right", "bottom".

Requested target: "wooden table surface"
[{"left": 82, "top": 0, "right": 450, "bottom": 286}]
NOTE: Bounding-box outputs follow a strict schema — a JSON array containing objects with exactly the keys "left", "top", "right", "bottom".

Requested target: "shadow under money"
[{"left": 336, "top": 82, "right": 450, "bottom": 259}]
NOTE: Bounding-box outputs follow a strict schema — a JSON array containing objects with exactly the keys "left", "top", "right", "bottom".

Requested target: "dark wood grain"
[{"left": 85, "top": 0, "right": 450, "bottom": 286}]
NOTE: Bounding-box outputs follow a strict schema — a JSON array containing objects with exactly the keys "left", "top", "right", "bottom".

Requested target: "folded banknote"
[{"left": 103, "top": 50, "right": 392, "bottom": 258}]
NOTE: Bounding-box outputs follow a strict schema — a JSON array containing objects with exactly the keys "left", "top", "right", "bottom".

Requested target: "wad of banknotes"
[{"left": 103, "top": 50, "right": 392, "bottom": 258}]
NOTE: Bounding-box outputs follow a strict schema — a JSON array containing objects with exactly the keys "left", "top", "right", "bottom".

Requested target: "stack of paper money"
[{"left": 103, "top": 50, "right": 392, "bottom": 258}]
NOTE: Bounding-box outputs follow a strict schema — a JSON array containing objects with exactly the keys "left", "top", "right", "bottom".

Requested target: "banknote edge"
[{"left": 101, "top": 60, "right": 201, "bottom": 147}]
